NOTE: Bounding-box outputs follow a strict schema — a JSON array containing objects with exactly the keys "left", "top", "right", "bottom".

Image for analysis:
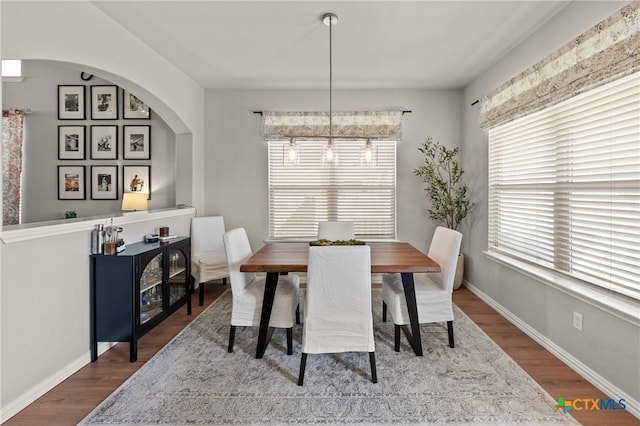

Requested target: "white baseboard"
[
  {"left": 462, "top": 280, "right": 640, "bottom": 420},
  {"left": 0, "top": 342, "right": 116, "bottom": 423}
]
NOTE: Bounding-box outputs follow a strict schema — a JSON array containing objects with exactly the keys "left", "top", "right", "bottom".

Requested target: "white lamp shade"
[{"left": 122, "top": 193, "right": 148, "bottom": 211}]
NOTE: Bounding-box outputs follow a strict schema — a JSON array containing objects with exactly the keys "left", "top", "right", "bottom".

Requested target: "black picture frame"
[
  {"left": 90, "top": 85, "right": 119, "bottom": 120},
  {"left": 57, "top": 85, "right": 86, "bottom": 120},
  {"left": 123, "top": 165, "right": 151, "bottom": 199},
  {"left": 58, "top": 125, "right": 86, "bottom": 160},
  {"left": 58, "top": 165, "right": 86, "bottom": 200},
  {"left": 91, "top": 165, "right": 118, "bottom": 200},
  {"left": 123, "top": 125, "right": 151, "bottom": 159},
  {"left": 90, "top": 125, "right": 118, "bottom": 160},
  {"left": 123, "top": 90, "right": 151, "bottom": 119}
]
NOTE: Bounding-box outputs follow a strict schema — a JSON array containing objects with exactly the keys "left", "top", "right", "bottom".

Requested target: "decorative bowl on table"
[{"left": 309, "top": 239, "right": 366, "bottom": 246}]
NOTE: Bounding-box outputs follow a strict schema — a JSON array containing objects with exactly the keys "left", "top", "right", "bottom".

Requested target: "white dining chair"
[
  {"left": 223, "top": 227, "right": 300, "bottom": 355},
  {"left": 382, "top": 226, "right": 463, "bottom": 351},
  {"left": 190, "top": 216, "right": 229, "bottom": 306},
  {"left": 298, "top": 245, "right": 377, "bottom": 385},
  {"left": 317, "top": 221, "right": 355, "bottom": 240}
]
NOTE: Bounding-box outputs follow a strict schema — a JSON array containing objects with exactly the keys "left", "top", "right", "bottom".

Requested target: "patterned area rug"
[{"left": 82, "top": 289, "right": 578, "bottom": 425}]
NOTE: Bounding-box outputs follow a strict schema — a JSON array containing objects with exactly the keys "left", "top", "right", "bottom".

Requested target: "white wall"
[
  {"left": 1, "top": 0, "right": 206, "bottom": 209},
  {"left": 0, "top": 1, "right": 205, "bottom": 418},
  {"left": 0, "top": 210, "right": 194, "bottom": 420},
  {"left": 3, "top": 60, "right": 176, "bottom": 223},
  {"left": 461, "top": 0, "right": 639, "bottom": 409},
  {"left": 205, "top": 88, "right": 462, "bottom": 252}
]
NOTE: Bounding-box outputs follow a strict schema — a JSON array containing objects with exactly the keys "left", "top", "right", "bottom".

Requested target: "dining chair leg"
[
  {"left": 287, "top": 327, "right": 293, "bottom": 355},
  {"left": 298, "top": 353, "right": 307, "bottom": 386},
  {"left": 394, "top": 325, "right": 401, "bottom": 352},
  {"left": 296, "top": 305, "right": 300, "bottom": 325},
  {"left": 447, "top": 320, "right": 455, "bottom": 348},
  {"left": 369, "top": 352, "right": 378, "bottom": 383},
  {"left": 199, "top": 282, "right": 205, "bottom": 306},
  {"left": 382, "top": 302, "right": 387, "bottom": 322},
  {"left": 228, "top": 325, "right": 236, "bottom": 353}
]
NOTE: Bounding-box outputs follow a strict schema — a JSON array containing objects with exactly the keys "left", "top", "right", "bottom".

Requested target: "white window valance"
[
  {"left": 479, "top": 0, "right": 640, "bottom": 130},
  {"left": 262, "top": 111, "right": 403, "bottom": 140}
]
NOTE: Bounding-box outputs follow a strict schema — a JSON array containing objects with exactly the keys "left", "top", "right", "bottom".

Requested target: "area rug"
[{"left": 82, "top": 289, "right": 578, "bottom": 425}]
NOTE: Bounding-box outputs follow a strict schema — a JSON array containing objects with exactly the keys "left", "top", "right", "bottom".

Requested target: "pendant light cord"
[
  {"left": 329, "top": 14, "right": 333, "bottom": 142},
  {"left": 323, "top": 13, "right": 338, "bottom": 156}
]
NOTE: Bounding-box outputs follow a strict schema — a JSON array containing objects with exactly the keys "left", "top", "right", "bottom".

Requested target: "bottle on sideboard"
[{"left": 91, "top": 224, "right": 105, "bottom": 255}]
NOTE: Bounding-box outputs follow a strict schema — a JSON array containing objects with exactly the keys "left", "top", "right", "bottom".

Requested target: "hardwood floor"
[
  {"left": 3, "top": 283, "right": 227, "bottom": 426},
  {"left": 5, "top": 285, "right": 637, "bottom": 425},
  {"left": 453, "top": 287, "right": 637, "bottom": 426}
]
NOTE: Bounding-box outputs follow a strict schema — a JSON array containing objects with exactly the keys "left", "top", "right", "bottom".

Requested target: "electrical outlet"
[{"left": 573, "top": 312, "right": 583, "bottom": 331}]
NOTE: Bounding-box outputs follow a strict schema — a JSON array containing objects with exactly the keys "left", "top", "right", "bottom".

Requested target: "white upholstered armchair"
[
  {"left": 382, "top": 226, "right": 463, "bottom": 351},
  {"left": 317, "top": 221, "right": 355, "bottom": 240},
  {"left": 223, "top": 227, "right": 300, "bottom": 355},
  {"left": 298, "top": 245, "right": 377, "bottom": 385},
  {"left": 190, "top": 216, "right": 229, "bottom": 306}
]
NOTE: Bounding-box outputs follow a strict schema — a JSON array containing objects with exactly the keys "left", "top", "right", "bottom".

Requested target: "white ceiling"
[{"left": 93, "top": 0, "right": 569, "bottom": 90}]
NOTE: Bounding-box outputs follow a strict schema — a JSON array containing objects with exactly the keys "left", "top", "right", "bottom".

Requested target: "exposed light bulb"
[
  {"left": 288, "top": 143, "right": 297, "bottom": 161},
  {"left": 365, "top": 142, "right": 373, "bottom": 162},
  {"left": 326, "top": 143, "right": 334, "bottom": 161}
]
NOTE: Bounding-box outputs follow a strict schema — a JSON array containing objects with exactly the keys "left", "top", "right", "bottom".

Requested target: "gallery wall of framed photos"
[
  {"left": 57, "top": 83, "right": 152, "bottom": 202},
  {"left": 2, "top": 60, "right": 176, "bottom": 223}
]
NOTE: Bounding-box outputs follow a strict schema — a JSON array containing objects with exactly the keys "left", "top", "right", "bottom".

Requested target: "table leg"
[
  {"left": 256, "top": 271, "right": 279, "bottom": 358},
  {"left": 401, "top": 272, "right": 423, "bottom": 356}
]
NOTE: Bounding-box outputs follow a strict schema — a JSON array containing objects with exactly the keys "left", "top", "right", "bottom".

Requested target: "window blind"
[
  {"left": 268, "top": 139, "right": 396, "bottom": 240},
  {"left": 488, "top": 72, "right": 640, "bottom": 300}
]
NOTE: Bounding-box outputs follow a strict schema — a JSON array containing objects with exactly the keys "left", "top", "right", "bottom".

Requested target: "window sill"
[{"left": 484, "top": 250, "right": 639, "bottom": 327}]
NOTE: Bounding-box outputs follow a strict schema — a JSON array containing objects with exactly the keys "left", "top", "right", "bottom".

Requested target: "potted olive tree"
[{"left": 414, "top": 137, "right": 474, "bottom": 289}]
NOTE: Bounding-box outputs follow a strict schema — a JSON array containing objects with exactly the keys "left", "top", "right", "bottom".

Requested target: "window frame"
[
  {"left": 267, "top": 138, "right": 397, "bottom": 241},
  {"left": 486, "top": 72, "right": 640, "bottom": 308}
]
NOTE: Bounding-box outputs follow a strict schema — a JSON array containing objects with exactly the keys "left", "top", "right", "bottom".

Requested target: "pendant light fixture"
[
  {"left": 285, "top": 137, "right": 299, "bottom": 165},
  {"left": 323, "top": 12, "right": 338, "bottom": 164},
  {"left": 361, "top": 138, "right": 377, "bottom": 166}
]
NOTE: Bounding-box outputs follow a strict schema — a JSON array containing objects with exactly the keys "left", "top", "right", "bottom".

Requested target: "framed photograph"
[
  {"left": 123, "top": 125, "right": 151, "bottom": 159},
  {"left": 90, "top": 125, "right": 118, "bottom": 159},
  {"left": 58, "top": 166, "right": 86, "bottom": 200},
  {"left": 58, "top": 125, "right": 86, "bottom": 160},
  {"left": 58, "top": 85, "right": 86, "bottom": 120},
  {"left": 123, "top": 165, "right": 151, "bottom": 199},
  {"left": 91, "top": 165, "right": 118, "bottom": 200},
  {"left": 123, "top": 90, "right": 151, "bottom": 119},
  {"left": 90, "top": 85, "right": 118, "bottom": 120}
]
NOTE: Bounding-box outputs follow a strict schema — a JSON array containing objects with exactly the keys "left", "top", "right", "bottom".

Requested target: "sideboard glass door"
[
  {"left": 167, "top": 247, "right": 188, "bottom": 307},
  {"left": 140, "top": 253, "right": 164, "bottom": 325}
]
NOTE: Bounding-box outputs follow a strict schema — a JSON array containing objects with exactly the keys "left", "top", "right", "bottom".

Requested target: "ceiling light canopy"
[{"left": 322, "top": 12, "right": 338, "bottom": 26}]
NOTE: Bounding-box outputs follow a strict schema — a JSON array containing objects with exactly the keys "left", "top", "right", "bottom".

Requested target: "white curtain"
[{"left": 2, "top": 109, "right": 25, "bottom": 225}]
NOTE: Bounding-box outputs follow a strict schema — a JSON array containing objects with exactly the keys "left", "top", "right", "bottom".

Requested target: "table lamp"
[{"left": 122, "top": 193, "right": 148, "bottom": 212}]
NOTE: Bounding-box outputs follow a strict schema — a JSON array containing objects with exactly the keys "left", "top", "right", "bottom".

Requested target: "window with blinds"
[
  {"left": 488, "top": 72, "right": 640, "bottom": 301},
  {"left": 268, "top": 139, "right": 396, "bottom": 240}
]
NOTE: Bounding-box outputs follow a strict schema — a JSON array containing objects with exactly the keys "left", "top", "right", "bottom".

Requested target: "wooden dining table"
[{"left": 240, "top": 241, "right": 441, "bottom": 358}]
